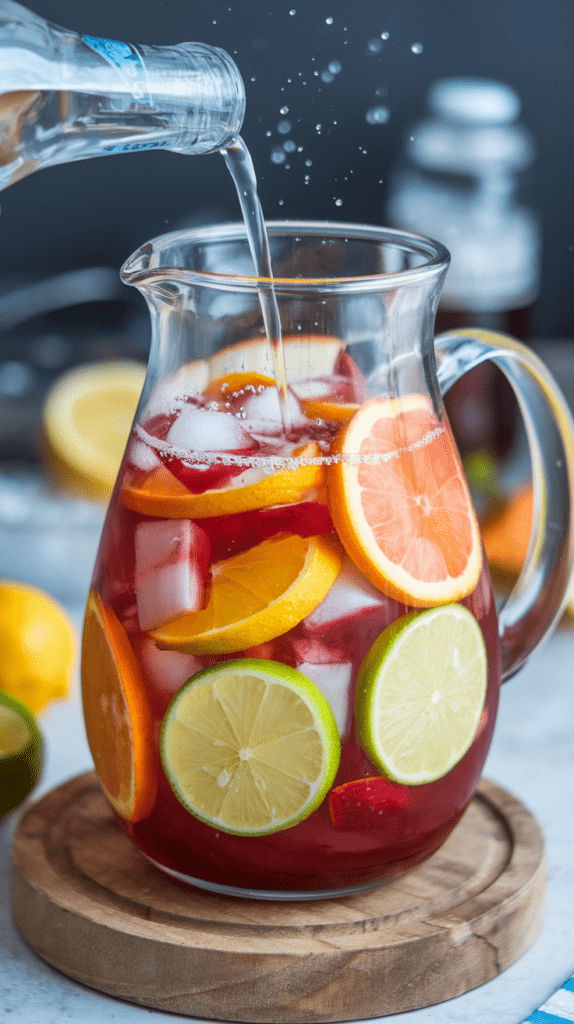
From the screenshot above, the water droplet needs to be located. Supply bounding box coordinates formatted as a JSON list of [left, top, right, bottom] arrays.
[[297, 146, 303, 152], [305, 158, 313, 167], [328, 60, 342, 74], [313, 70, 319, 76], [278, 199, 285, 205], [326, 16, 334, 24], [250, 76, 256, 82], [411, 42, 423, 53], [304, 175, 310, 183], [280, 105, 289, 115], [271, 148, 287, 164], [335, 198, 343, 207], [283, 139, 296, 152], [266, 130, 272, 137], [366, 105, 390, 124], [368, 38, 383, 53], [277, 119, 292, 134], [381, 31, 390, 40]]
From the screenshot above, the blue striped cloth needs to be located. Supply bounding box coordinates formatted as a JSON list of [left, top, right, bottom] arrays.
[[525, 976, 574, 1021]]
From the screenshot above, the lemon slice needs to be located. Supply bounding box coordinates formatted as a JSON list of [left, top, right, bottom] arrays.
[[356, 604, 487, 785], [151, 532, 343, 655], [43, 360, 146, 502], [0, 690, 42, 817], [160, 658, 341, 835]]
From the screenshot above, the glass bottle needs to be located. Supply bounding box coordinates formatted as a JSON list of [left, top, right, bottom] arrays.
[[0, 0, 245, 189], [387, 78, 540, 457]]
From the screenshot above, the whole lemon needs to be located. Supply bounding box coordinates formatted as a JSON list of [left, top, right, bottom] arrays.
[[0, 582, 76, 714]]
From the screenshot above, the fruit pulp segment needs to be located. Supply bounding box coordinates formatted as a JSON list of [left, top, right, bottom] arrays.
[[87, 366, 501, 893]]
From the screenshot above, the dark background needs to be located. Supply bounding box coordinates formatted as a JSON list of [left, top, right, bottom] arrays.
[[1, 0, 574, 339]]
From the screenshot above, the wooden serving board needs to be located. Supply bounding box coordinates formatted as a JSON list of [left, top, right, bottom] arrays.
[[11, 771, 545, 1023]]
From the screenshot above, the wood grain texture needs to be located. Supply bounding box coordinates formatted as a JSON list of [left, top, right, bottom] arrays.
[[10, 771, 545, 1022]]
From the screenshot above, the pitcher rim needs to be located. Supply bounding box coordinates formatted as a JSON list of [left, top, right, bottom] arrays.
[[121, 220, 451, 294]]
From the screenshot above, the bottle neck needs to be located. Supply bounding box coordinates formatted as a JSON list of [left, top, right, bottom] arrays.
[[0, 5, 245, 187]]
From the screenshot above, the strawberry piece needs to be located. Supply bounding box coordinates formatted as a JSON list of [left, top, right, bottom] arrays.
[[197, 500, 333, 562], [333, 349, 369, 402], [329, 777, 409, 831], [134, 518, 211, 631]]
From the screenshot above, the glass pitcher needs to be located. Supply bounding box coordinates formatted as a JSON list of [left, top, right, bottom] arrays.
[[81, 222, 574, 899]]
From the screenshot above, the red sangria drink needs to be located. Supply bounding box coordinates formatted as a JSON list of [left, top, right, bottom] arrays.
[[82, 310, 501, 897]]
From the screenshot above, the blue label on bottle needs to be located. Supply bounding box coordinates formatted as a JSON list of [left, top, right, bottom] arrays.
[[103, 140, 169, 154], [82, 36, 151, 105]]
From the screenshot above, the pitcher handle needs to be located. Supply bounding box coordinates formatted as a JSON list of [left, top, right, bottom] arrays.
[[434, 328, 574, 682]]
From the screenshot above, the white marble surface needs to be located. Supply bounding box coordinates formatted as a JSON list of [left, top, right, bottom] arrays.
[[1, 598, 574, 1024]]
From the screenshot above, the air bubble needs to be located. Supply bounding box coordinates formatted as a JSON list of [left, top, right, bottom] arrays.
[[368, 38, 383, 53], [271, 148, 287, 164], [315, 124, 322, 132], [411, 42, 423, 53], [334, 198, 343, 206], [381, 31, 389, 40], [366, 105, 390, 124], [326, 16, 334, 24], [289, 8, 296, 13], [328, 60, 342, 74], [280, 105, 289, 115], [283, 139, 296, 152], [305, 158, 313, 167], [278, 199, 285, 205], [277, 119, 292, 134]]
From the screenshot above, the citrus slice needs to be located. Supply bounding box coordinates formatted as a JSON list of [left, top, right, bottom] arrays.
[[328, 394, 483, 606], [0, 581, 76, 714], [152, 532, 343, 655], [0, 689, 42, 817], [42, 360, 146, 501], [355, 604, 488, 785], [301, 398, 359, 423], [208, 335, 343, 383], [203, 372, 277, 405], [81, 590, 156, 822], [160, 658, 341, 835], [122, 441, 325, 518]]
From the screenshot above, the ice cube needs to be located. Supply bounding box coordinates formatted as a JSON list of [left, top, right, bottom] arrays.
[[241, 386, 304, 435], [127, 437, 161, 473], [303, 556, 386, 634], [140, 638, 203, 698], [166, 406, 256, 454], [134, 518, 210, 631], [297, 661, 353, 738], [143, 361, 209, 419]]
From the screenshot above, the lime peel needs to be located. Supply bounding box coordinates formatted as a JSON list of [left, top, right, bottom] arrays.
[[160, 658, 341, 836], [356, 604, 487, 786]]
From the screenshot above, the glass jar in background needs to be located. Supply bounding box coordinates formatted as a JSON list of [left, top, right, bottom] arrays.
[[386, 78, 541, 459]]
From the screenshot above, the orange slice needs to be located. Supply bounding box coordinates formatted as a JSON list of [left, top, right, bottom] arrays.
[[328, 394, 483, 607], [81, 590, 156, 822], [122, 441, 325, 518], [301, 398, 359, 423], [152, 532, 344, 655], [203, 372, 276, 405]]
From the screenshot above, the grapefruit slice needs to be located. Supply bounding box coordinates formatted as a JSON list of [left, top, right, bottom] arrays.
[[328, 394, 483, 606]]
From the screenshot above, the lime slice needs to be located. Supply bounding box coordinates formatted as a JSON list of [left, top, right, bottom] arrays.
[[0, 690, 42, 816], [160, 658, 341, 836], [356, 604, 487, 785]]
